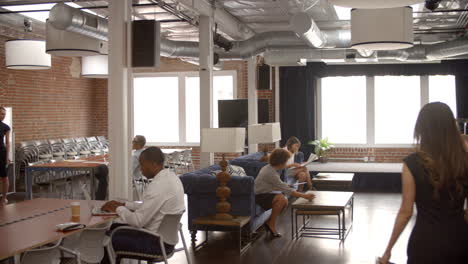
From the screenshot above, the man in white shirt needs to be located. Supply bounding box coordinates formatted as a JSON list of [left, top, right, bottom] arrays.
[[101, 146, 185, 262], [132, 135, 146, 180]]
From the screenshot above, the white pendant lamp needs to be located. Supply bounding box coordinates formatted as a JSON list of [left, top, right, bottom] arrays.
[[330, 0, 423, 9], [81, 55, 108, 78], [351, 7, 414, 50], [5, 40, 51, 70]]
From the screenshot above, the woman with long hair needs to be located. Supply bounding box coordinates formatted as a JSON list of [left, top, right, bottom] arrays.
[[378, 102, 468, 264]]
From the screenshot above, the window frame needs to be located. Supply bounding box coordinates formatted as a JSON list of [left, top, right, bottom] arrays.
[[133, 70, 237, 146], [317, 75, 454, 148]]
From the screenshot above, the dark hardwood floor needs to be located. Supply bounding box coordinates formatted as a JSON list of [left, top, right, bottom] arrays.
[[173, 192, 414, 264]]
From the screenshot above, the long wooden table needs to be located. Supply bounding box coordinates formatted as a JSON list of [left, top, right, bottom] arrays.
[[0, 198, 116, 260], [25, 155, 109, 200]]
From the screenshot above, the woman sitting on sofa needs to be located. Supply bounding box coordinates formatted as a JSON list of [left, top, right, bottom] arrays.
[[284, 136, 313, 191], [255, 148, 315, 238]]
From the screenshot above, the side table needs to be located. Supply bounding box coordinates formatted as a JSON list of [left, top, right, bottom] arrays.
[[193, 216, 251, 254]]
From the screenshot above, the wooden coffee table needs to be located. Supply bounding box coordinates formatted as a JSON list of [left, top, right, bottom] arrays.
[[313, 173, 354, 191], [291, 191, 354, 241]]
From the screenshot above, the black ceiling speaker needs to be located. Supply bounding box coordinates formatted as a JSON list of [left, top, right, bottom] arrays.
[[132, 20, 161, 67]]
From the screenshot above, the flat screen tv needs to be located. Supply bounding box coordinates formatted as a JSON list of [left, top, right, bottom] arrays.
[[218, 99, 269, 128]]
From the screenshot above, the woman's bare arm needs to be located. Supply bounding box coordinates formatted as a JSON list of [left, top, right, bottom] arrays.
[[379, 164, 416, 263]]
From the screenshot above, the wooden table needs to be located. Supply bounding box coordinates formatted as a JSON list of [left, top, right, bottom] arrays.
[[313, 173, 355, 191], [25, 155, 109, 200], [0, 198, 116, 261], [291, 191, 354, 242], [193, 216, 251, 254]]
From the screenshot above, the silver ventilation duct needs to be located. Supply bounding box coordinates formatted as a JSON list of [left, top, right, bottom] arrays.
[[46, 3, 468, 63], [49, 2, 108, 41], [426, 39, 468, 60], [290, 12, 327, 48]]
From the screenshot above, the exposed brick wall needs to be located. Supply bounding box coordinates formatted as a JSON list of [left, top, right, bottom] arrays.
[[326, 147, 414, 163], [0, 24, 107, 144]]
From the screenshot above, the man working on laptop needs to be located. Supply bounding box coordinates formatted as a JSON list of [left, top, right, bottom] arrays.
[[100, 146, 185, 263]]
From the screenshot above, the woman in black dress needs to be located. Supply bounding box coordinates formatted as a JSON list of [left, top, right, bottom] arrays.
[[0, 107, 11, 205], [379, 102, 468, 264]]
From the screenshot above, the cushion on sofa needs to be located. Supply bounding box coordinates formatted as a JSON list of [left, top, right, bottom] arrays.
[[210, 165, 247, 177]]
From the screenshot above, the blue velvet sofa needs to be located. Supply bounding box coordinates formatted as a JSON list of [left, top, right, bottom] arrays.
[[179, 151, 304, 243]]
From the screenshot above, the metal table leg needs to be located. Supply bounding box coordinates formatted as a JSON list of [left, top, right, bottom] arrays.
[[26, 167, 32, 200]]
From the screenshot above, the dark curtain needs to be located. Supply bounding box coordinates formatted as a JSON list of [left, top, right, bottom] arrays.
[[279, 67, 316, 159], [455, 75, 468, 119]]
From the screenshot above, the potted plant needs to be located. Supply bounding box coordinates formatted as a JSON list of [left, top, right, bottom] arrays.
[[310, 138, 334, 163]]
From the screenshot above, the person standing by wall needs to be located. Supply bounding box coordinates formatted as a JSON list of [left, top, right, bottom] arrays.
[[0, 107, 11, 205]]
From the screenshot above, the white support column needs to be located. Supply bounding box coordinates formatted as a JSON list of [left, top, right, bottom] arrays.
[[420, 75, 429, 108], [366, 76, 375, 146], [274, 66, 280, 148], [108, 0, 133, 200], [199, 15, 214, 167], [248, 57, 258, 153]]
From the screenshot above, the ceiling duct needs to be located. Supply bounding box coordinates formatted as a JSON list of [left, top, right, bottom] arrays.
[[330, 0, 424, 9], [46, 21, 107, 56], [426, 39, 468, 60], [290, 12, 326, 48], [48, 2, 108, 41]]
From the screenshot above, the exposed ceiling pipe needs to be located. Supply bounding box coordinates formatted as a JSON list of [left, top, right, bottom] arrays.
[[46, 3, 468, 63], [426, 38, 468, 59], [290, 12, 326, 48], [48, 2, 108, 41], [171, 0, 255, 40]]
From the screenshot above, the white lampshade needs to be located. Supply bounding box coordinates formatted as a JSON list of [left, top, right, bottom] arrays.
[[82, 55, 108, 78], [330, 0, 423, 9], [248, 123, 281, 144], [5, 40, 51, 70], [351, 7, 413, 50], [201, 128, 246, 153]]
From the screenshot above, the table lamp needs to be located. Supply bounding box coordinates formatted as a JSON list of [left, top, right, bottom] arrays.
[[201, 127, 246, 220], [248, 123, 281, 162]]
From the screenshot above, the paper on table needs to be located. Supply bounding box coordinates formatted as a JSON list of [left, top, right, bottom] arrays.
[[64, 160, 85, 162]]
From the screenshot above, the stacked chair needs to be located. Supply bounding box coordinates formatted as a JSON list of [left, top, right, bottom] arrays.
[[15, 136, 109, 199]]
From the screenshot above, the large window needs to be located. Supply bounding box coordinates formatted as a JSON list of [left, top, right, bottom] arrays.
[[429, 75, 457, 115], [374, 76, 420, 144], [321, 76, 367, 144], [318, 75, 456, 146], [134, 71, 236, 145], [134, 77, 179, 143], [185, 75, 234, 143]]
